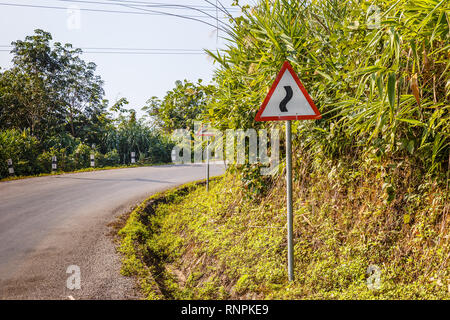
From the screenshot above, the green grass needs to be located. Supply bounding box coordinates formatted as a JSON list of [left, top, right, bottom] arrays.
[[117, 178, 220, 300], [118, 157, 449, 300], [115, 0, 449, 300]]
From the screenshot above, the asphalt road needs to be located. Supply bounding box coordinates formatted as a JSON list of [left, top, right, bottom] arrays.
[[0, 163, 224, 300]]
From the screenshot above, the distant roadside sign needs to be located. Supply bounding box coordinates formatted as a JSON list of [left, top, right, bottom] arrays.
[[196, 123, 214, 191], [195, 123, 215, 137]]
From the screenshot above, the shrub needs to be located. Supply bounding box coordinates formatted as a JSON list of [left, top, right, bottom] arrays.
[[37, 147, 75, 172], [71, 142, 93, 169], [0, 129, 40, 178], [101, 149, 120, 167]]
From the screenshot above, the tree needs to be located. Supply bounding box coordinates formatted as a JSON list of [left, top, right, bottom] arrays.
[[0, 29, 175, 178], [142, 79, 215, 133], [0, 29, 106, 143], [8, 29, 65, 139], [53, 42, 104, 138]]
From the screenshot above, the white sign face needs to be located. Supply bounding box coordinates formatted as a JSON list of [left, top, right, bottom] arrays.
[[52, 156, 57, 162], [261, 70, 314, 117], [196, 123, 215, 137], [90, 154, 95, 160], [7, 159, 12, 166], [131, 158, 136, 164], [255, 61, 321, 121], [131, 152, 135, 157], [8, 167, 14, 174], [52, 163, 57, 169]]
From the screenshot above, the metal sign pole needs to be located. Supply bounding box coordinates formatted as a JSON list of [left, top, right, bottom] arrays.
[[255, 61, 321, 282], [206, 137, 210, 192], [286, 120, 294, 281]]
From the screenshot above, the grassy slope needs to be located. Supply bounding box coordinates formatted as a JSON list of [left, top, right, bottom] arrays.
[[118, 159, 449, 299]]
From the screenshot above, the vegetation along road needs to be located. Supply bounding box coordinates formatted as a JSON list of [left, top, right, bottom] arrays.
[[0, 164, 225, 299]]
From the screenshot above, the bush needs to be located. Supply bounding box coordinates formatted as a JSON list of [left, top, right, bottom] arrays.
[[206, 0, 449, 180], [146, 134, 175, 164], [0, 129, 40, 178], [71, 142, 93, 169], [101, 149, 120, 167], [37, 147, 76, 172], [0, 128, 174, 179], [42, 132, 80, 155]]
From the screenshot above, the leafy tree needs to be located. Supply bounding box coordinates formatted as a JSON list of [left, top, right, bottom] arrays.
[[7, 29, 65, 139], [0, 129, 41, 177], [143, 79, 215, 133], [104, 103, 174, 164], [53, 42, 105, 138], [0, 29, 106, 143], [0, 30, 180, 178]]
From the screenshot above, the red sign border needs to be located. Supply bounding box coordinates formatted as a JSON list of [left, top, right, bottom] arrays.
[[255, 61, 322, 121], [195, 124, 215, 137]]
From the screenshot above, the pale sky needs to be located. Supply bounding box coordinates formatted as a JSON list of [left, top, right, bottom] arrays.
[[0, 0, 249, 117]]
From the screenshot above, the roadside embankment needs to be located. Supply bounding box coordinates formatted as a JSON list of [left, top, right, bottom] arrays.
[[118, 161, 449, 299]]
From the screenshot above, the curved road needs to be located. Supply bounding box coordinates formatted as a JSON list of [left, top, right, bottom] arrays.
[[0, 163, 224, 299]]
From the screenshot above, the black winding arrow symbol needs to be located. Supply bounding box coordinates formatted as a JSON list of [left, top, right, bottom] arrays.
[[279, 85, 293, 112]]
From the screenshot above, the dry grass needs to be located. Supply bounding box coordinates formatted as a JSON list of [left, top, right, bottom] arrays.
[[118, 151, 449, 299]]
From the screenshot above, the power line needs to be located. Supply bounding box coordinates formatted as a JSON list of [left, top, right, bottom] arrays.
[[116, 2, 229, 32], [85, 47, 205, 51], [203, 0, 239, 33], [0, 45, 221, 53], [204, 0, 233, 18], [0, 1, 233, 32], [0, 1, 236, 54], [78, 51, 207, 54], [77, 51, 206, 54], [0, 49, 210, 55], [55, 0, 240, 12], [0, 1, 227, 19], [0, 45, 209, 50], [56, 0, 237, 20], [112, 0, 239, 11]]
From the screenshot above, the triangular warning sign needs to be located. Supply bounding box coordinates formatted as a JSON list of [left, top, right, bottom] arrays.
[[195, 123, 215, 137], [255, 61, 321, 121]]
